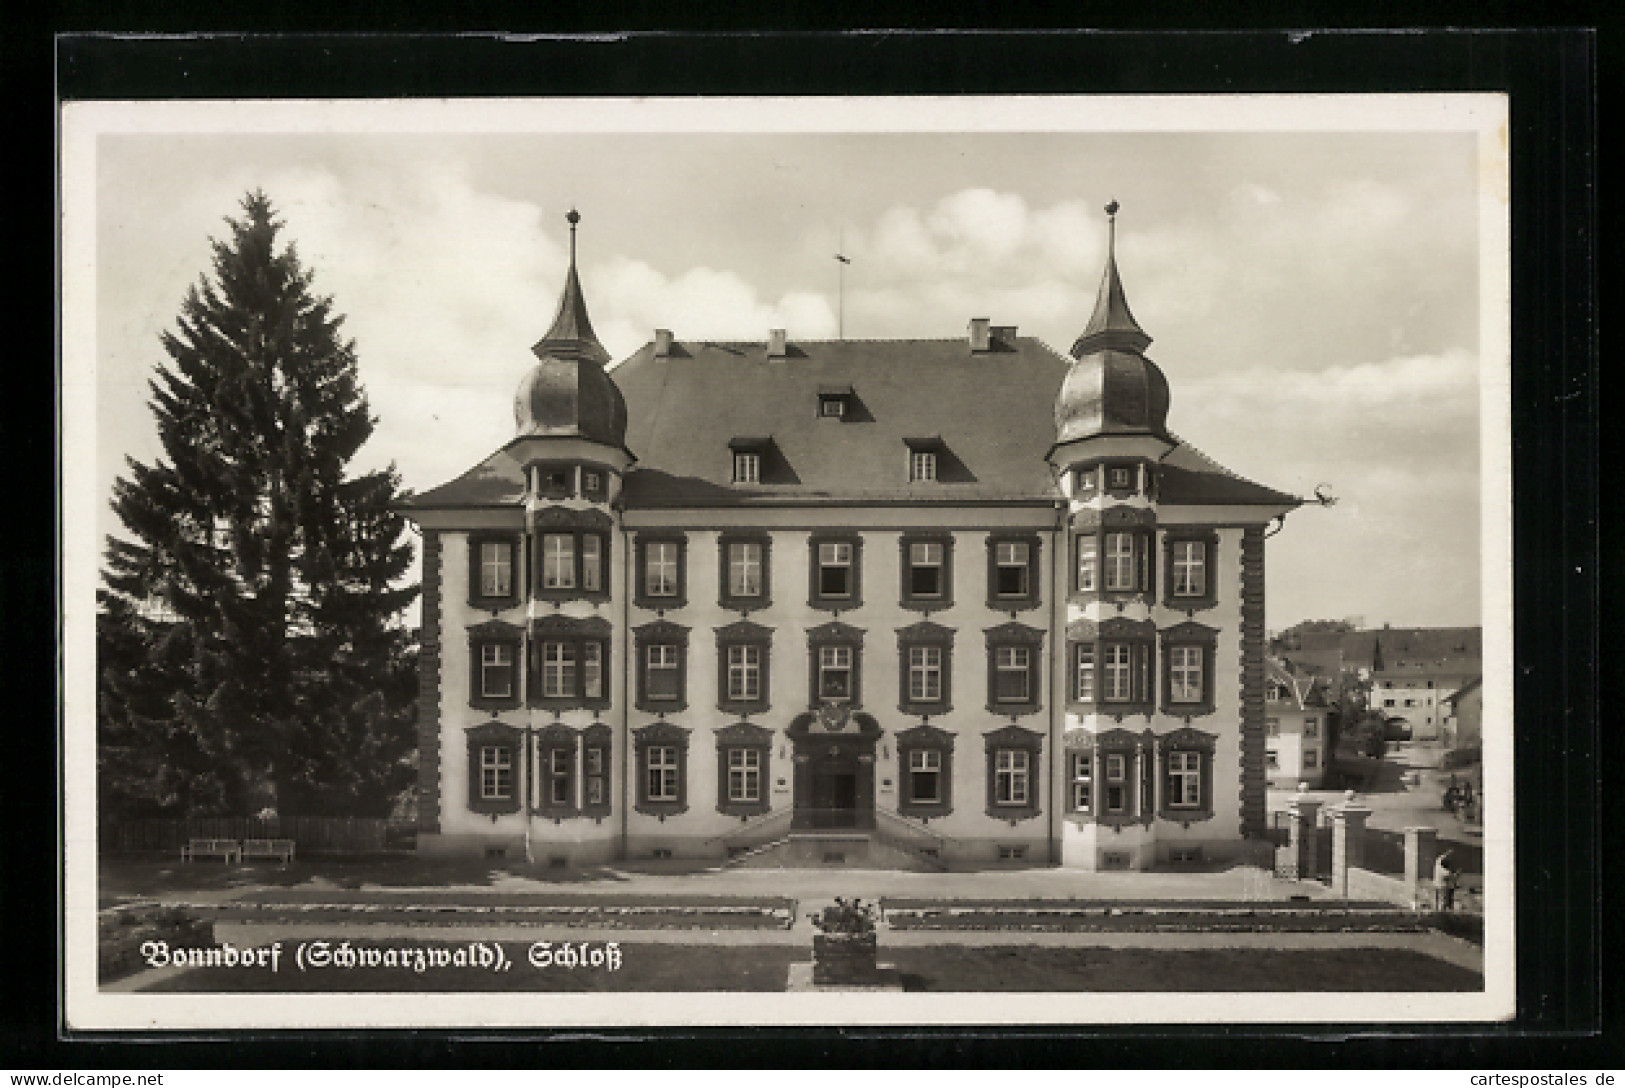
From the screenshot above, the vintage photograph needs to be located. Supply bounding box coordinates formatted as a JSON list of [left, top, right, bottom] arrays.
[[61, 94, 1512, 1029]]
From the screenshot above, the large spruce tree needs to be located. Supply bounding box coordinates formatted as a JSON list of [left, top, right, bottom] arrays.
[[100, 191, 419, 820]]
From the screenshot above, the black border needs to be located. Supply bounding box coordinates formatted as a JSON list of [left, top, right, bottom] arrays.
[[31, 25, 1603, 1071]]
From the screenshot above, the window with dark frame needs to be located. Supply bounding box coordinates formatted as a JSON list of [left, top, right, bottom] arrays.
[[993, 749, 1029, 805], [541, 641, 576, 698], [1171, 539, 1207, 598], [727, 644, 761, 702], [726, 748, 762, 802], [646, 746, 679, 801], [898, 725, 953, 816], [727, 539, 764, 598], [1103, 643, 1135, 701], [908, 645, 942, 702], [1070, 751, 1092, 812], [1104, 752, 1128, 813], [994, 646, 1031, 703], [581, 535, 603, 592], [909, 749, 942, 803], [581, 470, 603, 497], [581, 641, 603, 700], [817, 541, 854, 598], [819, 644, 853, 700], [1168, 750, 1201, 808], [644, 540, 680, 599], [646, 643, 681, 700], [1104, 532, 1137, 591], [583, 744, 608, 808], [1077, 534, 1098, 592], [1075, 644, 1096, 701], [480, 745, 513, 801], [1169, 645, 1204, 704], [908, 540, 945, 598], [478, 539, 513, 599], [479, 643, 514, 699], [531, 516, 610, 601], [542, 533, 576, 589], [994, 540, 1030, 598], [548, 746, 573, 807]]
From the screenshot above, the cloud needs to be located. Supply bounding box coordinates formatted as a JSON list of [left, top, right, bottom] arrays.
[[854, 189, 1105, 288], [593, 259, 838, 352]]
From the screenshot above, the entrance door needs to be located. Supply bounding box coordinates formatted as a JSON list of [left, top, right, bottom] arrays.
[[809, 769, 859, 828], [793, 737, 875, 830]]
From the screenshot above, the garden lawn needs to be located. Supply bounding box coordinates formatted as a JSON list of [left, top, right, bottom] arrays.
[[887, 946, 1482, 991]]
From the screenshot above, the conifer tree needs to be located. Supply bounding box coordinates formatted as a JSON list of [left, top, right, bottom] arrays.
[[100, 191, 418, 820]]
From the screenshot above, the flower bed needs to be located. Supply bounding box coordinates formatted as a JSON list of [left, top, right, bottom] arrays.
[[138, 898, 797, 930], [98, 904, 214, 982], [883, 903, 1426, 933]]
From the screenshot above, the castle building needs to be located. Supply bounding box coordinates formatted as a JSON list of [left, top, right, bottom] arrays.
[[402, 205, 1301, 870]]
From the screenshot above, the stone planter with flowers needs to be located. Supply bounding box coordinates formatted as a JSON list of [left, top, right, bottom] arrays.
[[810, 897, 879, 985]]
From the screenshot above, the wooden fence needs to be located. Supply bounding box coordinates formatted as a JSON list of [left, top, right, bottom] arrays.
[[101, 816, 417, 856]]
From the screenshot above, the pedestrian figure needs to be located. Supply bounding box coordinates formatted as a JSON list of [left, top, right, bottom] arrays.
[[1434, 847, 1459, 911]]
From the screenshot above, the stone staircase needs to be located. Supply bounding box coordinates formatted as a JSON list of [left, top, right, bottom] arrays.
[[726, 831, 946, 871]]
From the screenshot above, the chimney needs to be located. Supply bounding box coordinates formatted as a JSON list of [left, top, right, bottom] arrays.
[[654, 329, 673, 357], [968, 317, 991, 353], [768, 328, 788, 358]]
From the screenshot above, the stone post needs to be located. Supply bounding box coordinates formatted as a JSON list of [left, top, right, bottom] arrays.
[[1288, 796, 1322, 881], [1404, 826, 1439, 910], [1330, 803, 1370, 898]]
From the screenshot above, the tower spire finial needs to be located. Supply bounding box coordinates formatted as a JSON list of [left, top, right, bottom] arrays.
[[1068, 198, 1151, 359], [530, 207, 608, 367]]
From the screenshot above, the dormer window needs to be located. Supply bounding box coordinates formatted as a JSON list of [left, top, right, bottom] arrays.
[[728, 437, 774, 485], [904, 436, 945, 483], [817, 384, 854, 419]]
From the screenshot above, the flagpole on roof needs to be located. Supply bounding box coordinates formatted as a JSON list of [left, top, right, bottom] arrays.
[[835, 231, 851, 340]]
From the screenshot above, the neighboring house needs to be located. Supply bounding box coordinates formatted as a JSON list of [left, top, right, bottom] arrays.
[[1441, 676, 1483, 750], [1360, 627, 1481, 742], [1264, 660, 1330, 789], [400, 206, 1301, 870]]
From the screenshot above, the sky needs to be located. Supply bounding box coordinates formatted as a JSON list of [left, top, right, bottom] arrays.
[[74, 98, 1501, 632]]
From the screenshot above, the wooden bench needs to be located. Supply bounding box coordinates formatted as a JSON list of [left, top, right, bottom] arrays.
[[241, 838, 296, 864], [180, 838, 241, 863]]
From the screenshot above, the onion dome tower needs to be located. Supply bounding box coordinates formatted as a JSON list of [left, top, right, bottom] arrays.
[[1053, 201, 1173, 448], [514, 209, 630, 451]]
